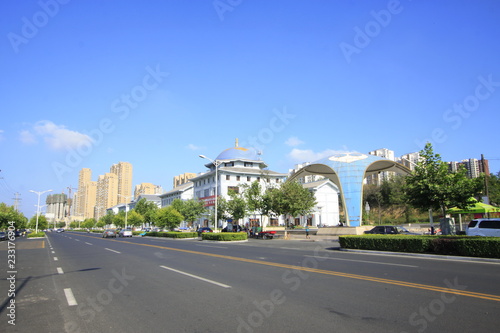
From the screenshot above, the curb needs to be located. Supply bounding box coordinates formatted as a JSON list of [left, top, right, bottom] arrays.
[[339, 248, 500, 263]]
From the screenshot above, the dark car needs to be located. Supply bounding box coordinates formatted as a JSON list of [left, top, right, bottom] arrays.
[[197, 227, 213, 236], [364, 226, 420, 235], [102, 229, 117, 238], [56, 228, 65, 233], [0, 232, 6, 241]]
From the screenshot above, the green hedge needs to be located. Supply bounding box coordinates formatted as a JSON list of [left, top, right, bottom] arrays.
[[339, 235, 500, 258], [28, 231, 46, 238], [202, 232, 248, 241], [145, 231, 197, 238]]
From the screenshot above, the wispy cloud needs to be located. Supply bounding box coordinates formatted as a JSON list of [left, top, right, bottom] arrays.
[[285, 136, 304, 147], [186, 143, 203, 151], [287, 148, 358, 163], [20, 121, 93, 151]]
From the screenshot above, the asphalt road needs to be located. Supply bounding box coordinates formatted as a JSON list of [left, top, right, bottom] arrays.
[[1, 232, 499, 333]]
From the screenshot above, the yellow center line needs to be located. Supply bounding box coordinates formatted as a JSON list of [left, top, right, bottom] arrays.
[[70, 233, 500, 302]]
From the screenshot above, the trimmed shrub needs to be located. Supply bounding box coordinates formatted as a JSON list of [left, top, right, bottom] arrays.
[[28, 231, 45, 238], [145, 231, 197, 238], [202, 232, 248, 241], [339, 235, 500, 258]]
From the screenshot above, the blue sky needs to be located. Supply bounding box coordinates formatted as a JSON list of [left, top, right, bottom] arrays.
[[1, 0, 500, 218]]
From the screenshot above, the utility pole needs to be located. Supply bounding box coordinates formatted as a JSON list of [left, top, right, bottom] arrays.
[[481, 154, 489, 203], [12, 192, 21, 211]]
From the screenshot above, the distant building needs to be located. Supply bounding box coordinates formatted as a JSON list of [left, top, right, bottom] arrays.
[[46, 193, 67, 222], [134, 183, 163, 199], [367, 148, 396, 185], [448, 158, 489, 178], [173, 173, 196, 188], [191, 141, 287, 229], [160, 182, 194, 207]]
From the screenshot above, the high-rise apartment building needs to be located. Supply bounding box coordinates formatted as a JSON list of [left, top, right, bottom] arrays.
[[448, 158, 489, 178], [173, 173, 196, 188], [367, 148, 396, 185], [111, 162, 133, 204], [134, 183, 163, 199], [96, 173, 119, 219]]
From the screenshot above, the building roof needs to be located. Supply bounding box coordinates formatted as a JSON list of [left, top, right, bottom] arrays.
[[159, 181, 193, 197]]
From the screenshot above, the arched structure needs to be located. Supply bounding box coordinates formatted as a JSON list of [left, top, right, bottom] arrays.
[[288, 153, 411, 227]]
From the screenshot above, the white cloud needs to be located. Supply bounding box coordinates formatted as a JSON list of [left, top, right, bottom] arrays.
[[19, 130, 37, 144], [285, 136, 304, 147], [287, 148, 359, 163], [21, 121, 93, 151], [186, 143, 202, 150]]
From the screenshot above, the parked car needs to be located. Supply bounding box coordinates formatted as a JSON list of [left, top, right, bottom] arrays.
[[56, 228, 65, 233], [0, 232, 6, 241], [118, 229, 133, 237], [102, 229, 117, 238], [364, 226, 420, 235], [197, 227, 213, 236], [466, 218, 500, 237]]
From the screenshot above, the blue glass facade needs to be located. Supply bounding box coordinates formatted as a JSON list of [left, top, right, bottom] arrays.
[[291, 153, 410, 227]]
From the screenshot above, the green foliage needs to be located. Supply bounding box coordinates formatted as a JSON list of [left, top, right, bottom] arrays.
[[145, 231, 197, 238], [27, 231, 45, 238], [277, 180, 317, 222], [202, 232, 248, 241], [127, 210, 144, 227], [403, 143, 483, 216], [81, 218, 96, 229], [99, 212, 115, 228], [487, 171, 500, 206], [134, 198, 159, 225], [225, 191, 247, 222], [28, 214, 48, 231], [171, 198, 206, 225], [154, 206, 184, 230], [113, 211, 126, 228], [339, 235, 431, 253], [0, 203, 28, 230], [339, 235, 500, 258]]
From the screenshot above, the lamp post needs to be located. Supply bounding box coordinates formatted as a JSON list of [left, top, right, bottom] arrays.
[[199, 155, 220, 232], [118, 194, 131, 229], [30, 189, 53, 233]]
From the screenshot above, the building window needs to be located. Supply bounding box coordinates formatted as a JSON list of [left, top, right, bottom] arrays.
[[276, 178, 280, 183], [257, 177, 260, 182], [224, 162, 234, 167], [227, 186, 239, 194], [244, 162, 253, 167], [226, 175, 230, 181], [236, 176, 240, 181], [204, 189, 209, 197], [247, 176, 251, 181], [267, 178, 270, 183]]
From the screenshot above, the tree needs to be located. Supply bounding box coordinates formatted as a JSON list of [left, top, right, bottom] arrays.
[[155, 206, 184, 230], [134, 198, 159, 226], [0, 203, 28, 230], [242, 181, 267, 225], [225, 190, 247, 224], [99, 212, 115, 228], [127, 210, 144, 228], [113, 211, 126, 228], [487, 171, 500, 206], [81, 218, 96, 229], [403, 143, 483, 217], [171, 198, 206, 227], [28, 214, 48, 230]]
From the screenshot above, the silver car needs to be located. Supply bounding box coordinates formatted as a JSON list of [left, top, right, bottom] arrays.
[[118, 229, 133, 237]]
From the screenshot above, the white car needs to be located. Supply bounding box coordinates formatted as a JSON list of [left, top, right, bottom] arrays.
[[466, 219, 500, 237], [118, 229, 133, 237]]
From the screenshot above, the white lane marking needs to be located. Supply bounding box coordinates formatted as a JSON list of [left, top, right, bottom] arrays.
[[160, 265, 231, 289], [64, 288, 78, 306], [304, 255, 418, 268], [57, 267, 64, 274], [75, 239, 80, 242], [51, 251, 55, 254], [85, 242, 93, 245], [54, 257, 58, 261], [105, 248, 121, 254]]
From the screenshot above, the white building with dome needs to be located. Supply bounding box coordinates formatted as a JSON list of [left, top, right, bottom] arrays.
[[192, 141, 288, 229]]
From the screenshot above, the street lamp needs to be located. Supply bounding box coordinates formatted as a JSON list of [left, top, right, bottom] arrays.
[[118, 194, 132, 229], [30, 189, 53, 233], [199, 155, 221, 232]]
